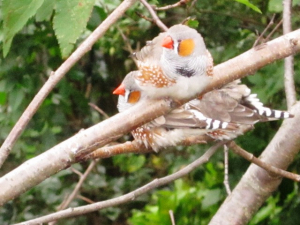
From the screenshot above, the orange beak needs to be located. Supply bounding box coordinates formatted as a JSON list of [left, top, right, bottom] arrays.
[[162, 36, 173, 49], [113, 83, 126, 96]]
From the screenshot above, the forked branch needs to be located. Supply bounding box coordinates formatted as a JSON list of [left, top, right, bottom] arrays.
[[16, 143, 223, 225]]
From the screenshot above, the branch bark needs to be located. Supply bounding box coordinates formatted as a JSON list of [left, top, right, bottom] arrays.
[[228, 141, 300, 182], [78, 136, 209, 161], [209, 101, 300, 225], [140, 0, 168, 31], [0, 0, 139, 168], [15, 143, 223, 225], [0, 29, 300, 206], [283, 0, 297, 109]]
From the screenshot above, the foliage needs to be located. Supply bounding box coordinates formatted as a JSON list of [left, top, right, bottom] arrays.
[[129, 162, 225, 225], [235, 0, 262, 13], [0, 0, 300, 224]]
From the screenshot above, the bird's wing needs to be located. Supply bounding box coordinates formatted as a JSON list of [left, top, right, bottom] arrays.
[[190, 81, 261, 124], [133, 32, 167, 66]]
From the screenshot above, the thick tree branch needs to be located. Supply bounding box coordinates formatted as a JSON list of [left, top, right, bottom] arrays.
[[209, 101, 300, 225], [283, 0, 297, 109], [0, 30, 300, 206], [15, 143, 223, 225], [206, 29, 300, 92], [78, 136, 210, 161], [0, 0, 139, 168]]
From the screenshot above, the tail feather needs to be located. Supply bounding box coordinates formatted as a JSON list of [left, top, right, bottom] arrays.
[[254, 107, 293, 120], [190, 109, 239, 130], [244, 94, 294, 120]]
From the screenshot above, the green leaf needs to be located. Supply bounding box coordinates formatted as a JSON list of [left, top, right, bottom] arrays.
[[53, 0, 95, 58], [235, 0, 262, 13], [0, 92, 7, 105], [185, 19, 199, 29], [2, 0, 44, 57], [35, 0, 55, 22]]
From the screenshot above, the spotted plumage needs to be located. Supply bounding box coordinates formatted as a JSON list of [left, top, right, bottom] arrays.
[[206, 50, 214, 77], [133, 24, 213, 99], [136, 64, 176, 88], [114, 72, 293, 152]]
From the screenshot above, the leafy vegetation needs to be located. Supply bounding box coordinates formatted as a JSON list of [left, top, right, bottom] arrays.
[[0, 0, 300, 224]]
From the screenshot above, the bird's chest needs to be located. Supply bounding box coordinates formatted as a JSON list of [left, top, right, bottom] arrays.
[[136, 63, 176, 88]]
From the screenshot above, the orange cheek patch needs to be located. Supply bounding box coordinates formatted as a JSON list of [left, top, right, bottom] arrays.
[[178, 39, 195, 56], [128, 91, 141, 104]]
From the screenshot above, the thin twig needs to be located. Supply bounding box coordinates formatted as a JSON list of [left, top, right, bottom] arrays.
[[135, 11, 154, 23], [265, 19, 283, 41], [84, 78, 92, 98], [253, 14, 276, 47], [223, 145, 231, 195], [169, 210, 176, 225], [139, 0, 168, 31], [70, 167, 83, 177], [77, 195, 95, 204], [155, 0, 188, 11], [59, 160, 98, 210], [49, 160, 99, 225], [283, 0, 297, 109], [117, 25, 135, 55], [88, 103, 110, 119], [181, 16, 196, 25], [16, 142, 224, 225], [116, 24, 139, 67], [0, 0, 139, 169], [227, 141, 300, 182]]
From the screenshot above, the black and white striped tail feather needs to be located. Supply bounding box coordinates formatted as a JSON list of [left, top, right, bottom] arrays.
[[189, 109, 238, 131], [255, 107, 292, 120], [245, 94, 294, 120]]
